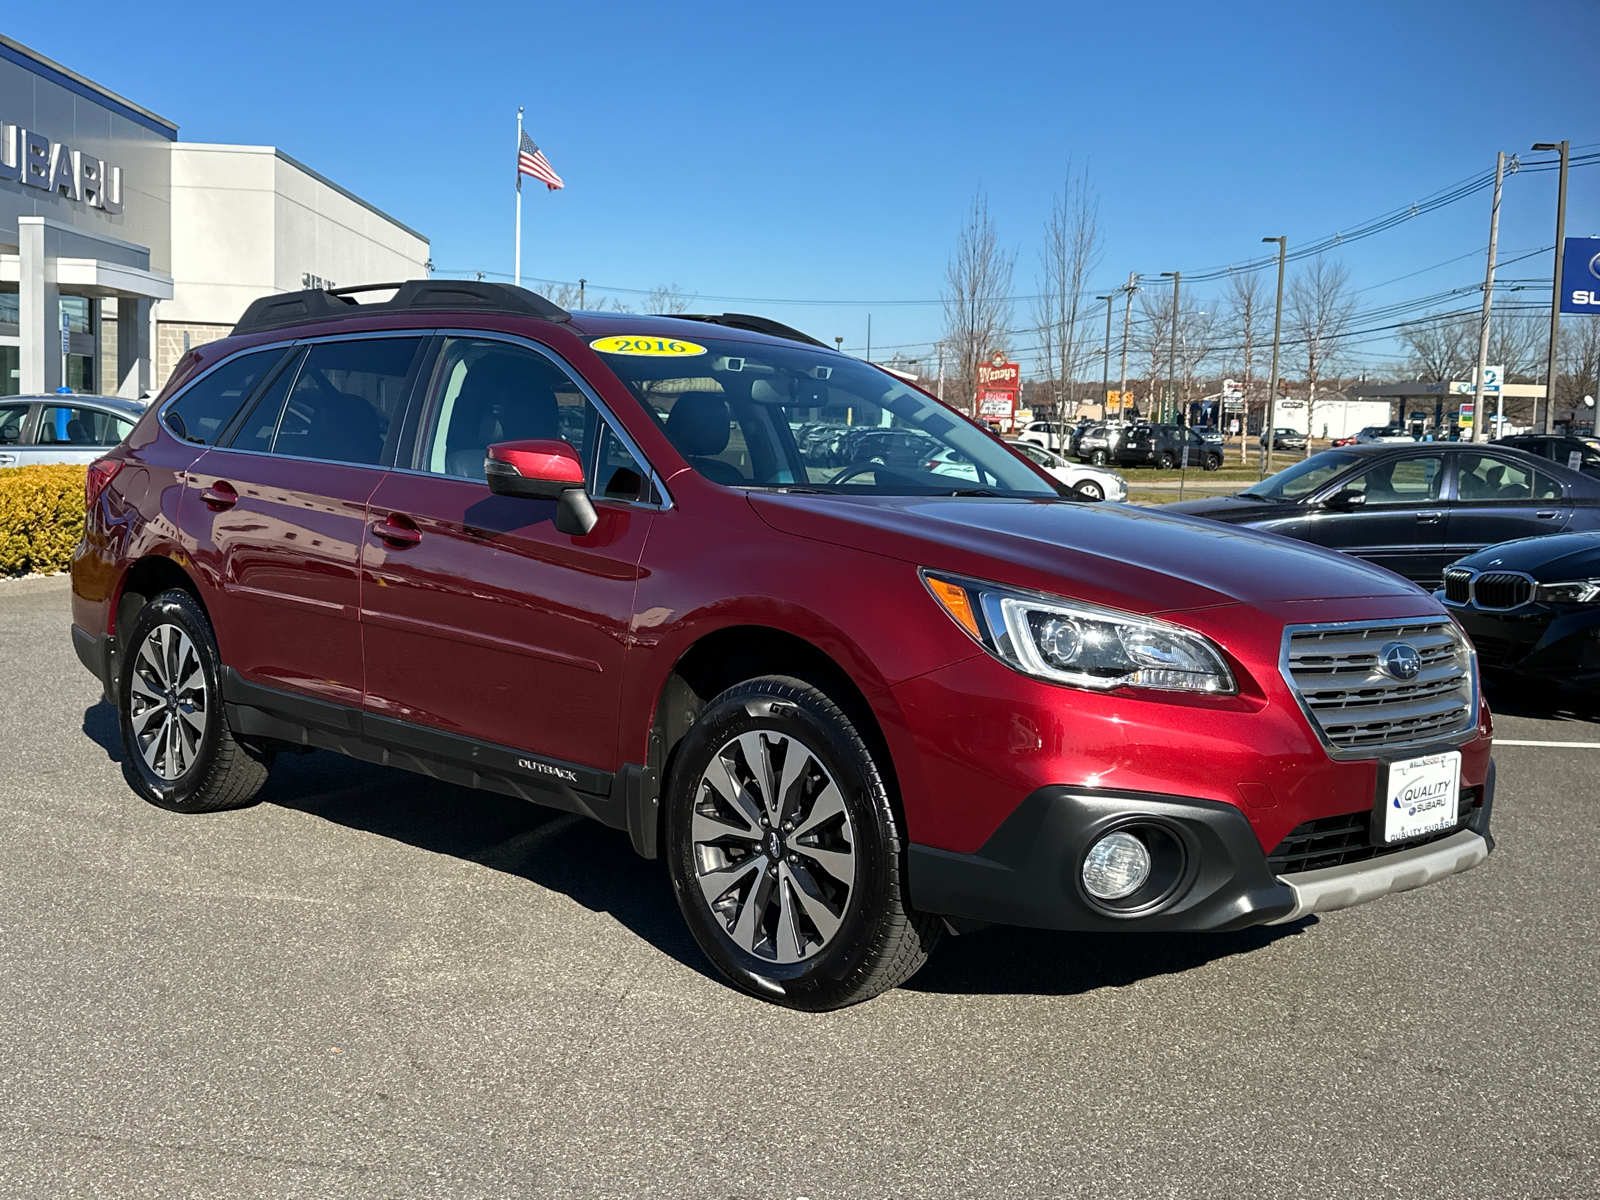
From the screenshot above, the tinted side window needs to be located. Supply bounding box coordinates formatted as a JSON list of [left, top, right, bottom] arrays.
[[37, 405, 135, 446], [1457, 453, 1559, 502], [419, 338, 592, 480], [1345, 455, 1443, 505], [274, 339, 422, 466], [228, 347, 308, 454], [163, 349, 284, 445]]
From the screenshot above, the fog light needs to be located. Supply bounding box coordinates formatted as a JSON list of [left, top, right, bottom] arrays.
[[1082, 831, 1151, 900]]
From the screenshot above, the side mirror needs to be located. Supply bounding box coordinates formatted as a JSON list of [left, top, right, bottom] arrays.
[[1323, 487, 1367, 511], [484, 439, 598, 535]]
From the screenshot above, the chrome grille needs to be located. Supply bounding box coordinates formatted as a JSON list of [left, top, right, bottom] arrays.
[[1442, 568, 1471, 605], [1473, 572, 1533, 610], [1282, 619, 1475, 756]]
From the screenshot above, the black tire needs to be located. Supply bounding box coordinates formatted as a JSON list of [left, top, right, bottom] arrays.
[[118, 589, 273, 813], [1073, 480, 1106, 501], [1203, 453, 1222, 472], [1090, 448, 1109, 466], [1157, 450, 1177, 470], [664, 676, 941, 1010]]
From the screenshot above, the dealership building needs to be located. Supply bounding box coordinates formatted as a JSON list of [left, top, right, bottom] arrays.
[[1, 34, 429, 399]]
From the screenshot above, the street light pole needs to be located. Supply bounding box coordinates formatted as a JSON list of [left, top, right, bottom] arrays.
[[1118, 271, 1137, 422], [1096, 293, 1114, 416], [1161, 271, 1180, 427], [1533, 140, 1570, 434], [1471, 152, 1507, 444], [1261, 236, 1287, 478]]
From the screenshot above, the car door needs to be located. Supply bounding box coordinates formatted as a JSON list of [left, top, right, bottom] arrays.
[[1296, 451, 1449, 584], [0, 401, 33, 468], [360, 334, 659, 775], [1443, 450, 1568, 559], [29, 401, 139, 465], [186, 335, 429, 708]]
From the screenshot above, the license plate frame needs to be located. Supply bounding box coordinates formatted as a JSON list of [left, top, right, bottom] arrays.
[[1372, 750, 1462, 847]]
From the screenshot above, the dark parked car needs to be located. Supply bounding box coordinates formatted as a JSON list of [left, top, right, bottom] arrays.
[[1440, 532, 1600, 689], [1077, 421, 1221, 470], [1495, 434, 1600, 480], [1168, 443, 1600, 588], [70, 281, 1496, 1010]]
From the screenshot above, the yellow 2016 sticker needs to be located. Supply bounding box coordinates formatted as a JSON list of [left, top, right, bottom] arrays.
[[591, 335, 707, 356]]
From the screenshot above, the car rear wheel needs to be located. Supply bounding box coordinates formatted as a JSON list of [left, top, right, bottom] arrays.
[[665, 676, 941, 1010], [118, 590, 273, 813], [1157, 450, 1177, 469], [1090, 449, 1109, 466], [1073, 480, 1106, 501], [1203, 453, 1221, 471]]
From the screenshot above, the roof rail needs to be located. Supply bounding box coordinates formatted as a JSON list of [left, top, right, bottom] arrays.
[[675, 313, 831, 349], [231, 280, 570, 337]]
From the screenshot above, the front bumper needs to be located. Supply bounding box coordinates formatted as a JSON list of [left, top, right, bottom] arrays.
[[909, 768, 1495, 933], [1451, 602, 1600, 687]]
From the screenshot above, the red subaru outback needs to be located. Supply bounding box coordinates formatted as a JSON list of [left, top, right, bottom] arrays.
[[70, 281, 1496, 1009]]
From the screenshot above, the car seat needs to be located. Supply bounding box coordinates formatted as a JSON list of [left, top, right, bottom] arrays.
[[664, 392, 745, 484], [443, 356, 560, 478]]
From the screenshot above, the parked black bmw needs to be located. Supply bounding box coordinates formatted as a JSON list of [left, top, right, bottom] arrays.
[[1439, 532, 1600, 688], [1168, 443, 1600, 588]]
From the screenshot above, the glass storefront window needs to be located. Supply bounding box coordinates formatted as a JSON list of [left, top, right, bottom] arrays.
[[0, 290, 18, 328], [0, 347, 17, 398], [60, 296, 91, 334]]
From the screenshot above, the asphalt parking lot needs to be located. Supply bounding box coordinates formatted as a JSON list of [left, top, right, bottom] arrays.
[[2, 576, 1597, 1200]]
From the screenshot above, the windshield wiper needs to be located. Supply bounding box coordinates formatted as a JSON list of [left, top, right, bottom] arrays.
[[944, 487, 1005, 497], [1234, 490, 1276, 501]]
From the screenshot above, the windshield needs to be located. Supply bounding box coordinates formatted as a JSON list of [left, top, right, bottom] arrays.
[[1241, 450, 1362, 500], [592, 333, 1058, 496]]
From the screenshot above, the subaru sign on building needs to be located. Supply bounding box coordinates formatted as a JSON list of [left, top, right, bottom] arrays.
[[1, 34, 428, 399], [1560, 236, 1600, 315]]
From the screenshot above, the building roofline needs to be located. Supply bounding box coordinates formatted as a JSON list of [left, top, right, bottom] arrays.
[[173, 143, 430, 246], [0, 34, 178, 140]]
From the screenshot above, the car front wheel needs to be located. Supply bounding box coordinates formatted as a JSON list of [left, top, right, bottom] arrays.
[[665, 676, 941, 1010], [118, 589, 274, 813], [1203, 453, 1221, 471], [1073, 480, 1106, 501]]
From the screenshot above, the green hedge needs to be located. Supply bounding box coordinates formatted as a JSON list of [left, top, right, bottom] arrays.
[[0, 464, 88, 577]]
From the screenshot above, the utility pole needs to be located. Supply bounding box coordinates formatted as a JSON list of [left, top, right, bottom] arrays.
[[866, 314, 872, 363], [1096, 293, 1114, 417], [1161, 271, 1180, 426], [936, 340, 945, 402], [1533, 140, 1570, 434], [1261, 236, 1287, 478], [514, 107, 524, 290], [1471, 152, 1507, 444], [1118, 271, 1137, 422]]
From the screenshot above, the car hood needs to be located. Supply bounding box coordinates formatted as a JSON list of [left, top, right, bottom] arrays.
[[1163, 494, 1291, 522], [1454, 531, 1600, 581], [749, 493, 1421, 615]]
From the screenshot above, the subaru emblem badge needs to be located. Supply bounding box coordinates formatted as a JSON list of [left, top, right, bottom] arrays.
[[1378, 641, 1423, 682]]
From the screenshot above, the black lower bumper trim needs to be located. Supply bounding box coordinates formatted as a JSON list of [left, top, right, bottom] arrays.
[[71, 624, 114, 701], [909, 787, 1295, 933]]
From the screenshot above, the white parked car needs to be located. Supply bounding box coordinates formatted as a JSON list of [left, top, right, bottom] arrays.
[[1352, 424, 1415, 444], [927, 443, 1128, 502], [0, 394, 148, 468], [1015, 419, 1070, 452]]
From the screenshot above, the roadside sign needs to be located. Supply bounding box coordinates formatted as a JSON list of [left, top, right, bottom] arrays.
[[1459, 402, 1474, 421], [1222, 379, 1244, 400], [60, 310, 71, 357], [978, 390, 1015, 420], [1560, 237, 1600, 314], [1482, 365, 1502, 394]]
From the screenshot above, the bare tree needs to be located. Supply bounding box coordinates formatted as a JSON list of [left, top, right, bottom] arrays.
[[645, 283, 693, 314], [1400, 310, 1475, 382], [1135, 290, 1213, 419], [1287, 256, 1355, 452], [1033, 166, 1101, 418], [1226, 271, 1266, 447], [1557, 314, 1600, 412], [1488, 308, 1546, 379], [535, 282, 631, 312], [942, 191, 1015, 415]]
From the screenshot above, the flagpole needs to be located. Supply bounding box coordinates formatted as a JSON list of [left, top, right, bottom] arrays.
[[514, 106, 524, 289]]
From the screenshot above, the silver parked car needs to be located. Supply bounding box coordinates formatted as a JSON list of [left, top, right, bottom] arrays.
[[0, 394, 148, 468]]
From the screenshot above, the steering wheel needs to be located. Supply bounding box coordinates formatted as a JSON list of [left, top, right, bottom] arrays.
[[831, 459, 911, 487]]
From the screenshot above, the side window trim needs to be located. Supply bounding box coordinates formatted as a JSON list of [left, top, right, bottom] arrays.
[[412, 329, 672, 509]]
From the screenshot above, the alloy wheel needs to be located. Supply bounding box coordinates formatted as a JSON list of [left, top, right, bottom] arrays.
[[690, 730, 857, 964], [128, 623, 209, 780]]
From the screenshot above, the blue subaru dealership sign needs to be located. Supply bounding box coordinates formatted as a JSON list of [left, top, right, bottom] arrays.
[[1562, 237, 1600, 314]]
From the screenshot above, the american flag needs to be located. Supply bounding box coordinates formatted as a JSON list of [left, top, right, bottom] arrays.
[[518, 130, 564, 191]]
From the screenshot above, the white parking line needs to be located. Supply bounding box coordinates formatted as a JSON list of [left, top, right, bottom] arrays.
[[1495, 739, 1600, 748]]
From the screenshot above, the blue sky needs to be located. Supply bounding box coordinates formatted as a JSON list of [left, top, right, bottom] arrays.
[[12, 0, 1599, 374]]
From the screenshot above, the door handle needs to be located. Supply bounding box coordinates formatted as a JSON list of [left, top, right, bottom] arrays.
[[373, 513, 422, 548], [1536, 510, 1559, 519], [1418, 513, 1444, 524], [0, 454, 16, 466], [201, 481, 238, 510]]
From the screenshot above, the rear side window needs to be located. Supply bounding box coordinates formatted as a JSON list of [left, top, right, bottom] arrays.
[[163, 349, 285, 445], [273, 338, 423, 466], [37, 405, 135, 447], [0, 403, 28, 445], [1457, 453, 1561, 502]]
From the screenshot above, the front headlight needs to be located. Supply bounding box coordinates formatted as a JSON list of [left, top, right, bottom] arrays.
[[923, 571, 1237, 694], [1536, 579, 1600, 603]]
